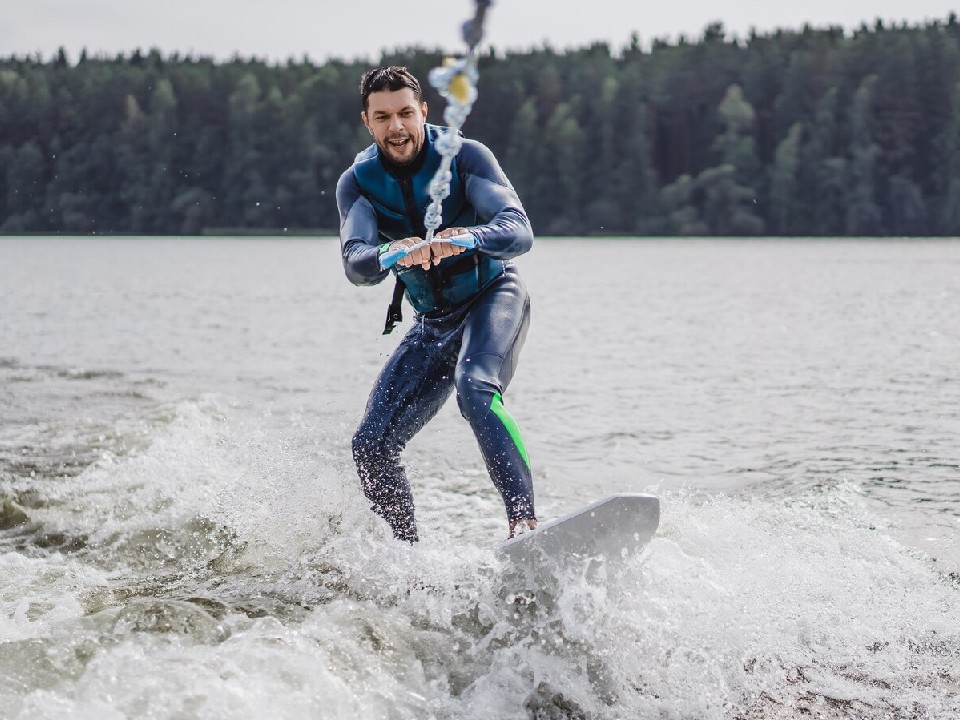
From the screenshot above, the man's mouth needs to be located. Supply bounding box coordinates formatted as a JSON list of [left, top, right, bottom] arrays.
[[388, 136, 410, 150]]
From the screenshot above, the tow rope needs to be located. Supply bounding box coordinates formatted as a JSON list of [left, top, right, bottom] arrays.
[[422, 0, 492, 242], [381, 1, 493, 334]]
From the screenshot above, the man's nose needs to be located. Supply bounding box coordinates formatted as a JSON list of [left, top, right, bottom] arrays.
[[389, 115, 404, 131]]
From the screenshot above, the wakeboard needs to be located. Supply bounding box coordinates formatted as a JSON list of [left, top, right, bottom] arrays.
[[496, 493, 660, 565]]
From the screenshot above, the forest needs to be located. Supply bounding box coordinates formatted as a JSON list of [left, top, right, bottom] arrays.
[[2, 15, 960, 237]]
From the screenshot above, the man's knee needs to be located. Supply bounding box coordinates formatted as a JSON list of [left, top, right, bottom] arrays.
[[455, 356, 500, 421]]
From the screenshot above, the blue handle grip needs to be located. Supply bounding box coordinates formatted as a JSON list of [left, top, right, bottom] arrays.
[[379, 234, 477, 269], [379, 248, 408, 269], [446, 233, 477, 249]]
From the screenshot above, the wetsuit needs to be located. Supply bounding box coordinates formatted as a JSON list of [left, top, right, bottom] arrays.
[[336, 123, 535, 541]]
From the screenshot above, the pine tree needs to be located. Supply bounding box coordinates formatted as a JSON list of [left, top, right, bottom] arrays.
[[503, 97, 542, 226], [542, 102, 586, 234], [769, 123, 803, 234], [222, 72, 263, 227], [845, 76, 883, 235], [145, 78, 179, 231], [2, 141, 46, 231], [934, 82, 960, 234]]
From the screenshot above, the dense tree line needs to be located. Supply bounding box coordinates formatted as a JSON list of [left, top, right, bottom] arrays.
[[2, 16, 960, 236]]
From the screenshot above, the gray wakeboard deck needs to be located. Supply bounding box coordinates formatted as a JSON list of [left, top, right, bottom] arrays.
[[496, 493, 660, 565]]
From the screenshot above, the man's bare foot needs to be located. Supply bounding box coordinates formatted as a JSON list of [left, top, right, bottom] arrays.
[[508, 517, 538, 538]]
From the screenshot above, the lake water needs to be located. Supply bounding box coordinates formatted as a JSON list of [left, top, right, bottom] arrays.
[[1, 236, 958, 719]]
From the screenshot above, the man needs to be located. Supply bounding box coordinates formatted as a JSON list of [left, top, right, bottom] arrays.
[[336, 66, 537, 542]]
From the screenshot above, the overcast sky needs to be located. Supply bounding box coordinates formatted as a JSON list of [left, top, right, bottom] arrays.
[[4, 0, 958, 63]]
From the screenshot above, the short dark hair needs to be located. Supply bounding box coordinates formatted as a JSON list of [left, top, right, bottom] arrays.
[[360, 66, 423, 111]]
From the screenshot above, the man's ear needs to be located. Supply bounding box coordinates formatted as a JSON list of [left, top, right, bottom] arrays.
[[361, 111, 372, 134], [421, 102, 428, 119]]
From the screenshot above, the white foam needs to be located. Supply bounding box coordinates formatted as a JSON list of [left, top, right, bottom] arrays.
[[0, 553, 101, 642], [3, 395, 958, 719]]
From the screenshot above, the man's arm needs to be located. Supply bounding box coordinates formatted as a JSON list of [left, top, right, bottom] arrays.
[[457, 140, 534, 259], [336, 167, 391, 286]]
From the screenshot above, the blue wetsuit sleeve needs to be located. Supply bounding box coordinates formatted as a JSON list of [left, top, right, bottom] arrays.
[[337, 167, 390, 286], [457, 140, 534, 259]]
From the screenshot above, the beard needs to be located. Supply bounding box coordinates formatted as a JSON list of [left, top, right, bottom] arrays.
[[379, 130, 422, 165]]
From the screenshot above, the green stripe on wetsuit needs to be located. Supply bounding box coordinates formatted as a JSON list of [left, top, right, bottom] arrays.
[[490, 392, 530, 468]]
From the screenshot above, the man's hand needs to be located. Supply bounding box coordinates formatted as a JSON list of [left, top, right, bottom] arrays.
[[431, 227, 470, 266], [392, 236, 432, 270], [390, 228, 472, 270]]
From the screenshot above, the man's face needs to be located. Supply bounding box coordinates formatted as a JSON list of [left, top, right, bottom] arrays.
[[362, 88, 428, 166]]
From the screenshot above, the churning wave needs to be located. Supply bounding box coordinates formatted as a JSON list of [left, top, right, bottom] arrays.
[[1, 395, 958, 719]]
